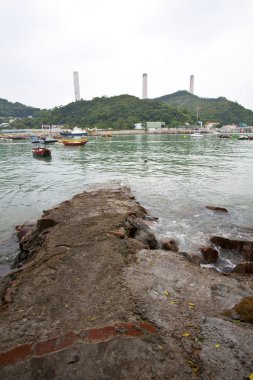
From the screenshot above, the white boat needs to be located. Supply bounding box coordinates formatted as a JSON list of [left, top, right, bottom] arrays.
[[60, 127, 87, 137], [190, 132, 203, 137]]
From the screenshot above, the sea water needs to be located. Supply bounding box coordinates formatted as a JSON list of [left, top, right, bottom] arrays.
[[1, 134, 253, 272]]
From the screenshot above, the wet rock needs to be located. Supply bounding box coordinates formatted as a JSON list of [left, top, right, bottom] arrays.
[[230, 296, 253, 323], [160, 238, 179, 252], [201, 246, 219, 263], [210, 236, 253, 261], [240, 241, 253, 261], [232, 262, 253, 274], [134, 230, 158, 250], [37, 218, 58, 233], [15, 223, 36, 243], [205, 205, 228, 213], [179, 251, 204, 266], [144, 215, 159, 222]]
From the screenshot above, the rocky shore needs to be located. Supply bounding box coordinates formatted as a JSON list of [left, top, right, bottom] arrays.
[[0, 186, 252, 379]]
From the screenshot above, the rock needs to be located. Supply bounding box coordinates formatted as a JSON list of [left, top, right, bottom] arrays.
[[109, 229, 126, 239], [201, 246, 219, 263], [231, 296, 253, 322], [240, 241, 253, 261], [15, 223, 36, 243], [210, 236, 253, 261], [126, 238, 149, 253], [134, 230, 158, 250], [179, 251, 204, 266], [232, 262, 253, 274], [160, 238, 179, 252], [37, 218, 58, 233], [144, 215, 159, 222], [205, 205, 228, 213]]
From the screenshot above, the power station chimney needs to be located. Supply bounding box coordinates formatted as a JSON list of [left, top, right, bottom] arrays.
[[189, 74, 194, 94], [142, 73, 147, 99], [73, 71, 81, 101]]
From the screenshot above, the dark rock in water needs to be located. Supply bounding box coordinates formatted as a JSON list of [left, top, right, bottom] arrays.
[[134, 230, 158, 250], [232, 262, 253, 274], [210, 236, 253, 261], [230, 296, 253, 322], [205, 205, 228, 213], [15, 223, 36, 242], [144, 215, 159, 222], [201, 246, 219, 263], [160, 238, 179, 252]]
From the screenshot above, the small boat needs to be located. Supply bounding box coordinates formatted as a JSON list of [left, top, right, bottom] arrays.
[[31, 135, 58, 144], [32, 147, 51, 157], [190, 132, 203, 137], [31, 136, 44, 143], [218, 134, 231, 138], [43, 136, 58, 144], [61, 138, 88, 146], [238, 135, 252, 140], [60, 127, 88, 137]]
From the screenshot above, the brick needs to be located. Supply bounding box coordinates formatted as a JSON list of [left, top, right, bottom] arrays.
[[0, 344, 33, 366], [35, 332, 76, 356], [139, 322, 157, 334], [84, 326, 116, 343]]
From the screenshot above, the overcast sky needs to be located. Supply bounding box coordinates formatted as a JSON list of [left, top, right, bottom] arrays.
[[0, 0, 253, 110]]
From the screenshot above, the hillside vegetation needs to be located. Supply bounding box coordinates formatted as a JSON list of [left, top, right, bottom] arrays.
[[10, 95, 195, 129], [155, 91, 253, 125], [2, 91, 253, 129], [0, 98, 40, 118]]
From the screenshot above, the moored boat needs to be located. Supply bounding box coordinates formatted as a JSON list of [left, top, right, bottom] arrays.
[[61, 138, 88, 146], [43, 136, 58, 144], [238, 135, 253, 140], [31, 135, 58, 144], [60, 127, 87, 137], [32, 147, 51, 157], [190, 132, 203, 137]]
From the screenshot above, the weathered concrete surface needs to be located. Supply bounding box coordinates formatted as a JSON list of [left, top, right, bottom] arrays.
[[0, 186, 253, 379]]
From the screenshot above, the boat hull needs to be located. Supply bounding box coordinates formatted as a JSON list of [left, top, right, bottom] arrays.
[[61, 139, 88, 146], [32, 147, 51, 157]]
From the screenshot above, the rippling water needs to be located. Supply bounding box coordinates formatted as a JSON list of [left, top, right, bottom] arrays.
[[1, 134, 253, 271]]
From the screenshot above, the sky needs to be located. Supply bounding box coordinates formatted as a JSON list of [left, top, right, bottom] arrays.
[[0, 0, 253, 110]]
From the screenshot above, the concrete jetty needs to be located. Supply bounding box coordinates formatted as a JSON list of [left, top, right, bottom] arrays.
[[0, 186, 252, 379]]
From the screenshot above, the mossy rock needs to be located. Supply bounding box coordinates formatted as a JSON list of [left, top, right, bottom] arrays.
[[231, 296, 253, 323]]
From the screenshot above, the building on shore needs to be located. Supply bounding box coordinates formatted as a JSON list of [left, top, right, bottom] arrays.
[[146, 121, 165, 132]]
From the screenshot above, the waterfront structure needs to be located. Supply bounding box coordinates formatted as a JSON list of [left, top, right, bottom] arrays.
[[189, 75, 194, 94], [142, 73, 148, 99], [146, 121, 165, 132], [73, 71, 81, 101]]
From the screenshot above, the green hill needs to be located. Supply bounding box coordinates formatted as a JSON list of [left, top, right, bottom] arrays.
[[0, 98, 40, 118], [154, 91, 253, 125], [43, 94, 195, 129]]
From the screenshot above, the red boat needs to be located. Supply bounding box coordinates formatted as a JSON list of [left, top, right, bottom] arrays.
[[32, 147, 51, 157]]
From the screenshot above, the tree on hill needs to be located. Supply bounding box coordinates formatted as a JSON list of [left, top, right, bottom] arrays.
[[44, 94, 195, 129], [0, 98, 40, 118], [154, 91, 253, 125]]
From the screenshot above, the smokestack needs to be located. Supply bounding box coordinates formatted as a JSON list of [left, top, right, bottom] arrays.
[[142, 73, 147, 99], [73, 71, 81, 101], [189, 75, 194, 94]]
